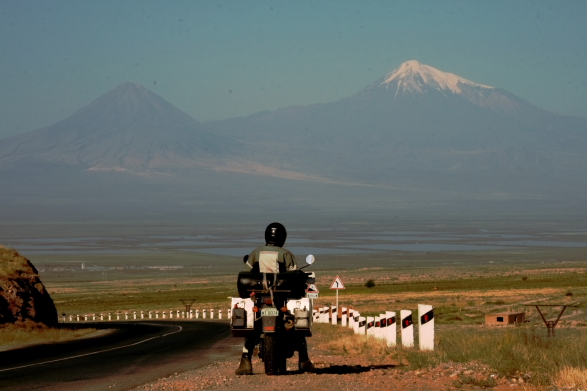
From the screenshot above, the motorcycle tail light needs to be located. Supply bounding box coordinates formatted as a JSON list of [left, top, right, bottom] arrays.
[[252, 307, 259, 313], [263, 297, 273, 305], [264, 326, 275, 331]]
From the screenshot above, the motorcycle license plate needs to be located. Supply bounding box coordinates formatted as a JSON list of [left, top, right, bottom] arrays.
[[261, 308, 279, 317]]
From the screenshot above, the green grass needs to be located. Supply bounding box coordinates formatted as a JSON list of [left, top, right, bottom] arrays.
[[44, 258, 587, 322]]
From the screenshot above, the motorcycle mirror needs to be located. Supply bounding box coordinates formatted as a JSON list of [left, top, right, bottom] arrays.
[[305, 254, 315, 265], [243, 254, 249, 264]]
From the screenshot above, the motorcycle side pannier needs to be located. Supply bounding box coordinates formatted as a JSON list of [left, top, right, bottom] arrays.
[[232, 308, 247, 328], [230, 297, 255, 337], [286, 298, 312, 335], [294, 309, 310, 329]]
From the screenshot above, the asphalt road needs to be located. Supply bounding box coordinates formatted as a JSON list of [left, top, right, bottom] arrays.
[[0, 320, 236, 391]]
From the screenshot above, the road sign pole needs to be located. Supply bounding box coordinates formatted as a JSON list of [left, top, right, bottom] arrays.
[[330, 275, 345, 317]]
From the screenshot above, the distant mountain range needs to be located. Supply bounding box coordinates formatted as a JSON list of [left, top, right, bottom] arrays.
[[207, 60, 587, 197], [1, 60, 586, 215]]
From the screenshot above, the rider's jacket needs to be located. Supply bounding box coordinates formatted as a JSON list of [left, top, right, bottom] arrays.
[[244, 244, 297, 273]]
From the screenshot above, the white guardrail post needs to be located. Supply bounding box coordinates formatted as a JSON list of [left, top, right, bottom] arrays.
[[331, 306, 337, 325], [211, 309, 214, 319], [378, 314, 387, 340], [366, 316, 375, 336], [386, 311, 397, 346], [341, 307, 347, 327], [353, 312, 360, 334], [400, 310, 414, 348], [219, 309, 222, 319], [358, 315, 366, 334], [418, 304, 434, 350], [374, 316, 381, 338]]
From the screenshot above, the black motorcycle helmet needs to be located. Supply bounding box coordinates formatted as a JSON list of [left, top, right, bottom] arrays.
[[264, 222, 287, 247]]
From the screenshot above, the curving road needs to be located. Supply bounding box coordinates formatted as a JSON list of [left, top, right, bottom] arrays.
[[0, 320, 236, 391]]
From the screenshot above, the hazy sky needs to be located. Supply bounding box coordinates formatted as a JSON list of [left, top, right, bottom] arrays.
[[1, 0, 586, 139]]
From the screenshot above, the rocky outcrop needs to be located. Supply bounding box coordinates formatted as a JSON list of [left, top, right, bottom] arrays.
[[0, 246, 58, 326]]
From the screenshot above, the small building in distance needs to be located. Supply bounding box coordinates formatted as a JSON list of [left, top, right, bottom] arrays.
[[485, 311, 526, 326]]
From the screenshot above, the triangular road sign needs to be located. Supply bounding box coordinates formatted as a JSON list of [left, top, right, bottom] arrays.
[[306, 284, 319, 293], [330, 275, 345, 289]]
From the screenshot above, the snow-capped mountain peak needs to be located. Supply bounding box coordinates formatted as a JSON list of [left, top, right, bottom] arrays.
[[380, 60, 493, 95]]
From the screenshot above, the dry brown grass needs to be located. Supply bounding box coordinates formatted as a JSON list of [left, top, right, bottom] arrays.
[[0, 320, 97, 350], [314, 322, 587, 388], [554, 366, 587, 390], [0, 246, 31, 278]]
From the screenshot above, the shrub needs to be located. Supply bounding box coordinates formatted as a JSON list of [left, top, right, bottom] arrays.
[[522, 276, 528, 281], [365, 279, 376, 288]]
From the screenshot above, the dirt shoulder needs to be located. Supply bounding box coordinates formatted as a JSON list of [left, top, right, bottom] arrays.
[[132, 357, 538, 391], [132, 341, 536, 391]]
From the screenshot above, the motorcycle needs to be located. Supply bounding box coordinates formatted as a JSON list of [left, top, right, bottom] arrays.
[[230, 255, 315, 375]]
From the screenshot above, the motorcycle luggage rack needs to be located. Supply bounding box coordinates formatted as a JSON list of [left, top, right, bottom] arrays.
[[238, 271, 308, 298]]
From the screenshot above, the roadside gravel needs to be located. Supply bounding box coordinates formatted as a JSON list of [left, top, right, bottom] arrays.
[[133, 347, 538, 390]]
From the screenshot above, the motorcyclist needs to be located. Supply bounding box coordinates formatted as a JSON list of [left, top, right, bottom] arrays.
[[235, 222, 315, 375]]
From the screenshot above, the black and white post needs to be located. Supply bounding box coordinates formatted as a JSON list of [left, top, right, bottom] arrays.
[[401, 310, 414, 347], [418, 304, 434, 350]]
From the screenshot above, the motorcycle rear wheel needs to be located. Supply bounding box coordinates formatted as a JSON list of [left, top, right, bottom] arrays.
[[263, 334, 286, 375]]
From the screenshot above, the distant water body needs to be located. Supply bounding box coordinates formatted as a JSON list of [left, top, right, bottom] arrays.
[[8, 230, 587, 257]]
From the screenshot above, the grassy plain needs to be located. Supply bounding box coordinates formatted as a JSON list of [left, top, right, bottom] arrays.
[[39, 248, 587, 329]]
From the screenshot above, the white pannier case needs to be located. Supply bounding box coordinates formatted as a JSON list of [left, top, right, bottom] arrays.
[[230, 297, 255, 336], [286, 298, 312, 329]]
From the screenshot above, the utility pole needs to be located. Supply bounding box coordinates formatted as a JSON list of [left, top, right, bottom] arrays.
[[180, 299, 197, 312]]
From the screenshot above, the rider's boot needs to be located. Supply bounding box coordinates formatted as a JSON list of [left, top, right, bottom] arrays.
[[235, 353, 253, 375], [298, 350, 315, 373]]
